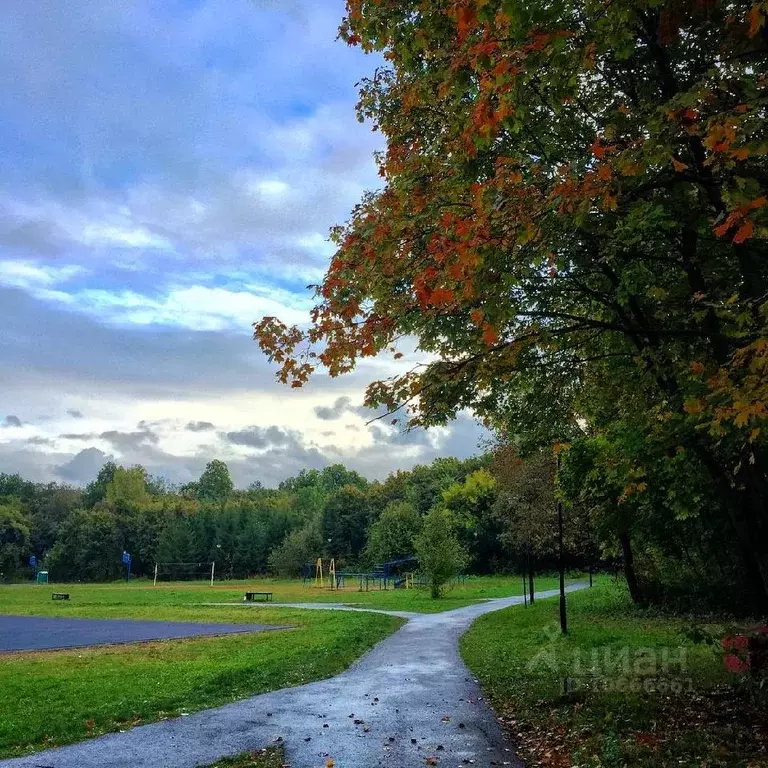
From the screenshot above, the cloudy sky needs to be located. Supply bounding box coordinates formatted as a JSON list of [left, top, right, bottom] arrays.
[[0, 0, 485, 488]]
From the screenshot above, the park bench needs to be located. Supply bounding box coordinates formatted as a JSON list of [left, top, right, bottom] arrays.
[[243, 591, 273, 602], [51, 592, 70, 600]]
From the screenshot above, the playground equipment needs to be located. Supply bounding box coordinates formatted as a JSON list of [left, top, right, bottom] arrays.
[[310, 558, 338, 589], [153, 562, 216, 586], [302, 556, 466, 592]]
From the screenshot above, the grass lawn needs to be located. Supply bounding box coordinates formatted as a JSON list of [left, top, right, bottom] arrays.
[[0, 574, 582, 758], [461, 582, 767, 767], [0, 573, 584, 617], [0, 583, 404, 759]]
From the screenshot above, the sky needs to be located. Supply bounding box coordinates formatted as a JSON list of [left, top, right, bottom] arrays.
[[0, 0, 486, 488]]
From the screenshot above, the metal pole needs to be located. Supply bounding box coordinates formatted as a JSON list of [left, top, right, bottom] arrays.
[[153, 563, 158, 587], [210, 561, 215, 587], [523, 569, 528, 607], [557, 453, 567, 634]]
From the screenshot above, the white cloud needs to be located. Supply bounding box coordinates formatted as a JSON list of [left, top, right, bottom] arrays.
[[81, 222, 173, 250], [71, 284, 310, 330], [0, 260, 84, 290]]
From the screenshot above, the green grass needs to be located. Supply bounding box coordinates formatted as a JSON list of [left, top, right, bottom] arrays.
[[0, 574, 585, 616], [0, 584, 403, 758], [0, 574, 584, 758], [461, 582, 766, 767]]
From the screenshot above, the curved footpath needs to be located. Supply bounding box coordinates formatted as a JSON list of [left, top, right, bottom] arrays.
[[2, 585, 586, 768]]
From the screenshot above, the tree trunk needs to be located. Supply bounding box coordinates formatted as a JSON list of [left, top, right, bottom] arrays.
[[695, 445, 768, 613], [618, 530, 644, 605]]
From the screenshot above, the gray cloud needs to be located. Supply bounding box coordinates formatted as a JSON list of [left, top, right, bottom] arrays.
[[99, 429, 159, 451], [185, 421, 216, 432], [224, 425, 297, 449], [2, 415, 22, 428], [55, 447, 111, 484], [26, 436, 54, 446], [314, 396, 355, 421], [66, 409, 84, 419]]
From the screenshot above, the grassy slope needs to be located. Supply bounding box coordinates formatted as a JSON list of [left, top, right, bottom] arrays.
[[461, 582, 766, 767]]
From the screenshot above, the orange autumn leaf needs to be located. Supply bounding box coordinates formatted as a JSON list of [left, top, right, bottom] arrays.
[[748, 5, 764, 36], [470, 308, 484, 326], [482, 324, 499, 345], [733, 219, 754, 244], [429, 288, 455, 306], [672, 158, 688, 172], [455, 6, 476, 44]]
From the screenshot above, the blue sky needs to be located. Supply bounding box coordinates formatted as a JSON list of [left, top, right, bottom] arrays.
[[0, 0, 485, 487]]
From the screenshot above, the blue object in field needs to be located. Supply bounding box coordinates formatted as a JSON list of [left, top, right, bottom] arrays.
[[29, 555, 37, 569], [36, 570, 49, 584], [122, 551, 132, 579]]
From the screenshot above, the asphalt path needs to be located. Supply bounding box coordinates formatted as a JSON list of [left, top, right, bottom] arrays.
[[0, 615, 286, 653], [0, 584, 587, 768]]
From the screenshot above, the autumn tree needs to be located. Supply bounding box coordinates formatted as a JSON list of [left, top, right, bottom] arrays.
[[255, 0, 768, 611]]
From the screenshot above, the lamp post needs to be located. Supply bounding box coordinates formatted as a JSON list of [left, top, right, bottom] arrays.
[[556, 452, 567, 634]]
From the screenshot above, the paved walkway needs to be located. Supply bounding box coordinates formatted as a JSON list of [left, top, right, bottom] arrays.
[[0, 615, 286, 653], [1, 585, 586, 768]]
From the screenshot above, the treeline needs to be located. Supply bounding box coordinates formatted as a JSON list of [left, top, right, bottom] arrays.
[[0, 452, 597, 584]]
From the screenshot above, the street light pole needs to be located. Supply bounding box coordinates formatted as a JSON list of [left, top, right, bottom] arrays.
[[556, 452, 567, 634]]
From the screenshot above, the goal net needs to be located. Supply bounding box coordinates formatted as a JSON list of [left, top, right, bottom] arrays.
[[153, 562, 216, 586]]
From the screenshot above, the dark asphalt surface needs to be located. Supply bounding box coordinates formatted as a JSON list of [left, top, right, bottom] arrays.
[[0, 585, 587, 768], [0, 615, 286, 652]]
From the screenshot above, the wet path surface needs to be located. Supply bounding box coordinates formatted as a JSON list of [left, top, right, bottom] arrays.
[[1, 585, 586, 768], [0, 615, 285, 653]]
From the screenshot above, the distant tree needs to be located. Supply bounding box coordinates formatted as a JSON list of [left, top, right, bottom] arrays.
[[105, 466, 150, 510], [321, 485, 369, 562], [364, 501, 422, 565], [0, 473, 36, 504], [82, 462, 118, 508], [414, 507, 467, 599], [233, 510, 267, 577], [268, 520, 323, 578], [493, 448, 558, 562], [156, 516, 194, 566], [0, 501, 31, 579], [28, 483, 82, 558], [196, 460, 233, 505], [441, 469, 505, 573], [47, 508, 121, 581]]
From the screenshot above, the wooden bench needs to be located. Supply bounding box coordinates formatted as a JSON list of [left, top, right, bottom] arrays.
[[244, 591, 273, 602], [52, 592, 70, 600]]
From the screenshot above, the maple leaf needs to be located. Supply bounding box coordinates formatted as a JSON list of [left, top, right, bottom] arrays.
[[733, 219, 754, 244], [455, 6, 477, 44], [684, 399, 705, 416], [482, 324, 499, 345], [748, 4, 764, 36]]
